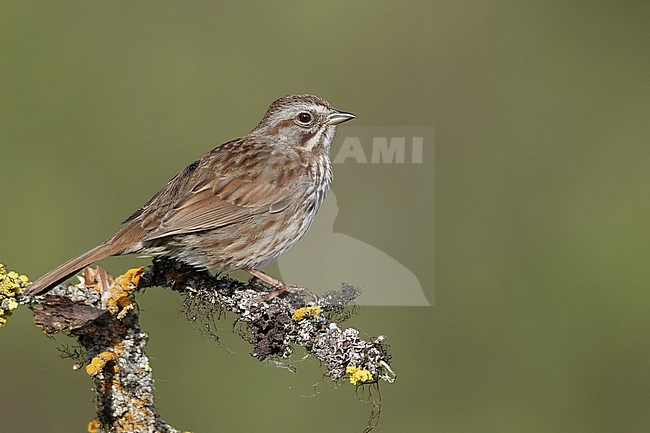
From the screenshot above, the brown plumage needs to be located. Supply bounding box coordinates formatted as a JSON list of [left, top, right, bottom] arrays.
[[25, 94, 355, 296]]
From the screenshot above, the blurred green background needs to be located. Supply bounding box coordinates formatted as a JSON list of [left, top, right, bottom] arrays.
[[1, 1, 649, 432]]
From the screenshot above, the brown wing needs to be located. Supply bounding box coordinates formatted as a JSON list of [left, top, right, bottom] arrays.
[[122, 159, 202, 224], [140, 135, 303, 241]]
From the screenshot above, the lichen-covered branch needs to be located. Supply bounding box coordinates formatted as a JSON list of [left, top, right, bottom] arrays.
[[139, 259, 395, 384], [30, 267, 180, 433], [5, 259, 395, 433]]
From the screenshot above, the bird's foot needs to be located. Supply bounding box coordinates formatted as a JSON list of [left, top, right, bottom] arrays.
[[259, 283, 318, 302], [244, 268, 318, 302]]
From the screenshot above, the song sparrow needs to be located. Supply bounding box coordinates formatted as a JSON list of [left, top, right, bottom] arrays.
[[25, 94, 355, 296]]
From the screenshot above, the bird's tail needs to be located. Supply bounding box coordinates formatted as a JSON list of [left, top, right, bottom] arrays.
[[24, 242, 124, 296]]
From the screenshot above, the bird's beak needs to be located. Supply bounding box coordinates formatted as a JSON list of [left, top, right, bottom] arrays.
[[327, 110, 356, 125]]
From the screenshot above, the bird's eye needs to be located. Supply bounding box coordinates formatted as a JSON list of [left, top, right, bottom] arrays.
[[297, 112, 312, 124]]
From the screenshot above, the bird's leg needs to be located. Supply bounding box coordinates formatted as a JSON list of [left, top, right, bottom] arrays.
[[244, 268, 317, 301], [244, 268, 284, 288]]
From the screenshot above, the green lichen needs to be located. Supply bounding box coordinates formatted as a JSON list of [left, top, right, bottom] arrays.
[[0, 264, 29, 327]]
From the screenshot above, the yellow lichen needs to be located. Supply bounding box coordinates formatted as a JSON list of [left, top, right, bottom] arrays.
[[292, 305, 321, 321], [346, 366, 374, 385], [87, 419, 100, 433], [115, 267, 144, 289], [0, 264, 29, 328], [86, 350, 119, 377], [107, 267, 143, 317]]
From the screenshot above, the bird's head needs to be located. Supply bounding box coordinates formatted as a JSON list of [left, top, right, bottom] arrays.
[[253, 94, 355, 152]]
